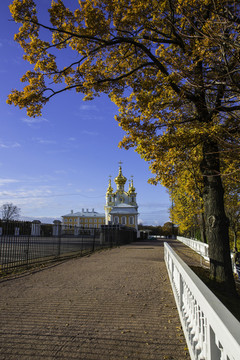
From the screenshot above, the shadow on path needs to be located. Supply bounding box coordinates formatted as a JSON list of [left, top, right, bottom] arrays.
[[0, 240, 190, 360]]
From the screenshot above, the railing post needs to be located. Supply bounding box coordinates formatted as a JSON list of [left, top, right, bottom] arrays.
[[179, 273, 183, 311], [208, 326, 221, 359]]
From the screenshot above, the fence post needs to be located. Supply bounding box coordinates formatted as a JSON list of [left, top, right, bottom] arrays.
[[115, 226, 119, 246], [53, 220, 61, 236], [26, 236, 30, 267], [31, 220, 41, 236], [81, 229, 84, 255], [56, 236, 60, 257], [92, 228, 95, 252], [100, 229, 104, 245]]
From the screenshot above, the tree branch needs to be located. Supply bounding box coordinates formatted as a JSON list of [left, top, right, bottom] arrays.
[[42, 62, 155, 100], [23, 18, 194, 101], [218, 105, 240, 112]]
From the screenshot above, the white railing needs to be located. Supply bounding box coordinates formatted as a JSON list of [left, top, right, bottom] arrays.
[[164, 242, 240, 360], [177, 236, 239, 276], [177, 236, 209, 260]]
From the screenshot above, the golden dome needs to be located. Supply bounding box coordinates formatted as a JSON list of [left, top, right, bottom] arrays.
[[106, 178, 113, 194], [114, 166, 127, 186], [128, 179, 136, 193]]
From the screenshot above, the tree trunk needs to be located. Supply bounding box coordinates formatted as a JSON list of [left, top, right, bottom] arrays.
[[200, 212, 207, 244], [201, 139, 237, 295], [233, 231, 237, 251]]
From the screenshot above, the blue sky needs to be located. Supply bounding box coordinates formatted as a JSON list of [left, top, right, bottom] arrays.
[[0, 0, 171, 225]]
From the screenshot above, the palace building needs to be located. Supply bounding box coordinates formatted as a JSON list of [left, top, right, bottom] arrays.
[[104, 164, 138, 230], [62, 209, 105, 229], [62, 164, 138, 231]]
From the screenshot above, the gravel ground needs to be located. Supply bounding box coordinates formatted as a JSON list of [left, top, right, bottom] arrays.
[[0, 240, 190, 360]]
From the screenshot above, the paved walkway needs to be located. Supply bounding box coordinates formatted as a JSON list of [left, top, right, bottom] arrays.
[[0, 240, 191, 360]]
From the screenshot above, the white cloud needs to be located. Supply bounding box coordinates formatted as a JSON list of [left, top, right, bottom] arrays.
[[81, 130, 99, 136], [0, 179, 19, 186], [0, 188, 52, 199], [46, 149, 69, 154], [0, 188, 57, 212], [54, 170, 67, 175], [0, 141, 21, 149], [22, 117, 49, 126], [139, 202, 170, 209], [79, 104, 97, 111], [33, 138, 57, 145]]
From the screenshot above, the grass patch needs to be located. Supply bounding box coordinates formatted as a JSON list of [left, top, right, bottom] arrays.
[[191, 266, 240, 322]]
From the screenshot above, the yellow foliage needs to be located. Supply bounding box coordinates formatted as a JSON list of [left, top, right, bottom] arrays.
[[7, 1, 240, 231]]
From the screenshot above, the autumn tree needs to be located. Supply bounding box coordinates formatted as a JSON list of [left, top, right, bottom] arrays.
[[7, 0, 240, 294], [169, 144, 239, 245], [162, 221, 176, 238], [170, 191, 204, 239], [168, 145, 206, 242]]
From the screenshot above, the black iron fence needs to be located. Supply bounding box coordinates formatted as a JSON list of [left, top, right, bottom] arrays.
[[0, 221, 137, 274]]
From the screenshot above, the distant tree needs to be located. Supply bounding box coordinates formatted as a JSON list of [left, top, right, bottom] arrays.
[[138, 224, 165, 236], [162, 222, 176, 238], [167, 145, 206, 243], [222, 156, 240, 250], [1, 203, 21, 221]]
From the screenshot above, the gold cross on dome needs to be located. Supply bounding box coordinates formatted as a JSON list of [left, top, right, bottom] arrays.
[[118, 161, 123, 166]]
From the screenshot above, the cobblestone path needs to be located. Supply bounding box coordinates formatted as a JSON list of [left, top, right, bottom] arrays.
[[0, 240, 190, 360]]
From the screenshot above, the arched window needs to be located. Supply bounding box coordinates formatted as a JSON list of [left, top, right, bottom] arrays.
[[129, 216, 134, 225], [114, 216, 119, 224], [121, 216, 126, 225]]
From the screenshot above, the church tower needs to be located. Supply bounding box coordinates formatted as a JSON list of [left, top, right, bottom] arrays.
[[104, 177, 114, 225], [104, 163, 138, 230], [128, 178, 137, 206]]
